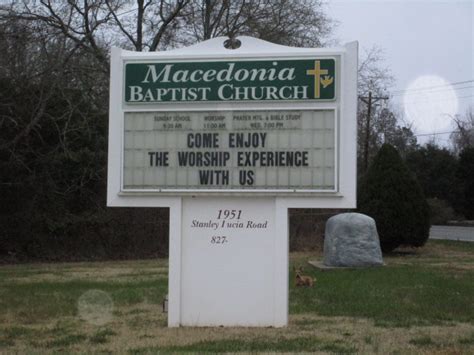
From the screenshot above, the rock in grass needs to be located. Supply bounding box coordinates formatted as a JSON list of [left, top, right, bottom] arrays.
[[323, 213, 383, 267]]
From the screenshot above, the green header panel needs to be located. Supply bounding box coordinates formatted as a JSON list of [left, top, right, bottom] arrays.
[[124, 59, 336, 103]]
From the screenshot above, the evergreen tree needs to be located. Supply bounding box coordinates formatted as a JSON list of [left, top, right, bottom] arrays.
[[405, 144, 461, 212], [457, 147, 474, 219], [358, 144, 430, 252]]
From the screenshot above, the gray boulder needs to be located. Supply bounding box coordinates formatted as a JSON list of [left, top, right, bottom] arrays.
[[323, 213, 383, 267]]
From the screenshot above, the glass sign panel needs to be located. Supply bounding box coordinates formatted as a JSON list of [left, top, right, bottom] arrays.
[[123, 110, 335, 190]]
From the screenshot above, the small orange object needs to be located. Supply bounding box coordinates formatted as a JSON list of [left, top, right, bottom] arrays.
[[294, 267, 316, 287]]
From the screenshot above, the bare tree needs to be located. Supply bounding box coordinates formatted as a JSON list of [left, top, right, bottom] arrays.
[[356, 46, 417, 171], [187, 0, 257, 41], [451, 108, 474, 154], [2, 0, 335, 63], [1, 0, 190, 65], [179, 0, 333, 47], [242, 0, 333, 47], [1, 1, 116, 71], [358, 46, 394, 97], [105, 0, 190, 51]]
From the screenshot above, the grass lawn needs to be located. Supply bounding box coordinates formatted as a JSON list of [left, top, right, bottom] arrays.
[[1, 240, 474, 353]]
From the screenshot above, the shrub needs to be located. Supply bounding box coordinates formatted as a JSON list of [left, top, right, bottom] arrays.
[[457, 147, 474, 220], [358, 144, 430, 252], [427, 198, 456, 225], [405, 144, 462, 213]]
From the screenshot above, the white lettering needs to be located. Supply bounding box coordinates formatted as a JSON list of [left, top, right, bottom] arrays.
[[143, 88, 155, 101], [198, 87, 211, 100], [267, 86, 278, 99], [156, 88, 168, 101], [279, 86, 293, 99], [169, 88, 179, 101], [188, 87, 198, 100], [278, 68, 296, 81], [249, 68, 267, 81], [129, 86, 143, 101], [267, 68, 277, 81], [173, 70, 189, 82], [234, 86, 249, 100], [294, 86, 308, 99], [250, 87, 264, 100], [216, 63, 235, 82], [234, 69, 249, 82], [203, 69, 217, 82], [218, 84, 233, 100], [140, 63, 297, 85], [142, 64, 173, 83], [190, 69, 203, 82]]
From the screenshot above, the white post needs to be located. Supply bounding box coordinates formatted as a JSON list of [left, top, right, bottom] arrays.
[[274, 198, 289, 327], [167, 197, 182, 327]]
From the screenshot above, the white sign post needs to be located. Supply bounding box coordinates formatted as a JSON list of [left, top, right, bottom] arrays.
[[107, 36, 358, 327]]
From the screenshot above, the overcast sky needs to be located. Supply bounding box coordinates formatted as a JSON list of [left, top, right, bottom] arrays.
[[327, 0, 474, 145]]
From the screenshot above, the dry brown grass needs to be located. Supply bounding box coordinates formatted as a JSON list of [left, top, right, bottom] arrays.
[[1, 241, 473, 353], [5, 310, 474, 354]]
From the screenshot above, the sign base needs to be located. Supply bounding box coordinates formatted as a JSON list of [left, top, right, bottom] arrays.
[[168, 197, 288, 327]]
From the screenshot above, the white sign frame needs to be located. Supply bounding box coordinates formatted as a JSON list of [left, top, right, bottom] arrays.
[[107, 37, 358, 327], [108, 36, 357, 203]]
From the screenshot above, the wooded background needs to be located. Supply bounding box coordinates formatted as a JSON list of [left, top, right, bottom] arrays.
[[0, 1, 472, 262]]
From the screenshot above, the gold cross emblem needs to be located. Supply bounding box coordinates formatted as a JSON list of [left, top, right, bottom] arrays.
[[306, 60, 333, 98]]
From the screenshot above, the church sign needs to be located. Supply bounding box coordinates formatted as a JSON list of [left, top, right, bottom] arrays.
[[125, 59, 336, 103], [122, 58, 338, 192], [107, 37, 358, 328]]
